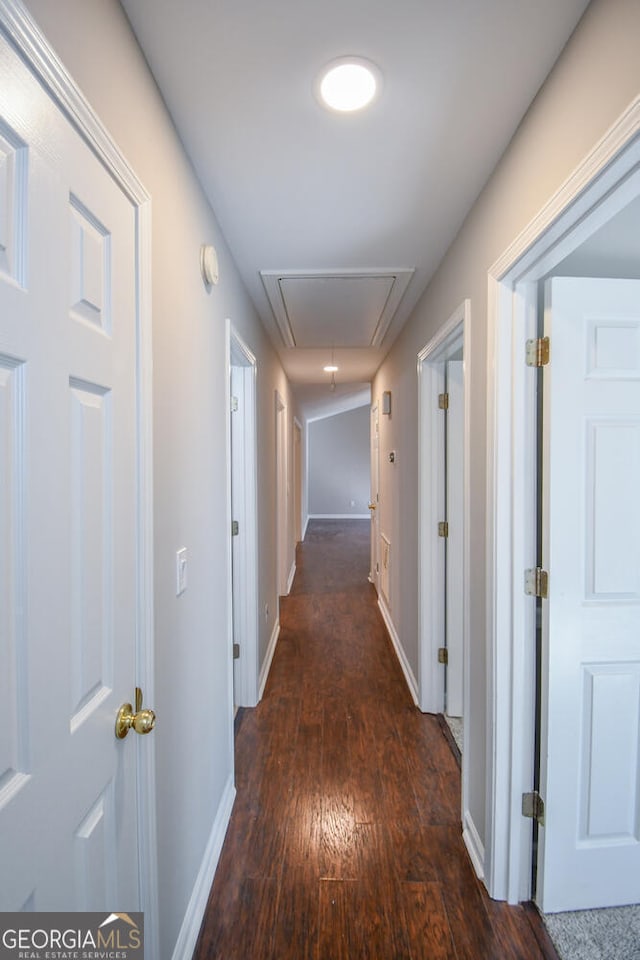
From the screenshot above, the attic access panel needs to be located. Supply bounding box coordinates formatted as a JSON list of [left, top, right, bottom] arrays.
[[260, 269, 414, 348]]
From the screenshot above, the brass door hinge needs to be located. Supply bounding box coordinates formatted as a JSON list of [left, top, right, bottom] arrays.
[[522, 790, 545, 825], [525, 567, 548, 598], [438, 521, 449, 538], [525, 336, 550, 367], [231, 520, 239, 536], [438, 392, 449, 410], [438, 647, 448, 665]]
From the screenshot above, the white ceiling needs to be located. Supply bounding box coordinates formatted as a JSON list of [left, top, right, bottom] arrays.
[[120, 0, 591, 414]]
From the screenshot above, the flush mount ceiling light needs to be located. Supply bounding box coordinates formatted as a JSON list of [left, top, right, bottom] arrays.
[[315, 56, 382, 113], [323, 346, 338, 374]]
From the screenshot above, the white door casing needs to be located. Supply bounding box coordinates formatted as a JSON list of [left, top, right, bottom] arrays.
[[229, 327, 258, 708], [417, 301, 474, 864], [0, 3, 155, 934], [417, 302, 470, 719], [486, 97, 640, 905], [537, 277, 640, 913]]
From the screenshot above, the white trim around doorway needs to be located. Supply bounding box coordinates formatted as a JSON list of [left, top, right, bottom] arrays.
[[227, 325, 259, 708], [417, 300, 473, 868], [485, 95, 640, 905]]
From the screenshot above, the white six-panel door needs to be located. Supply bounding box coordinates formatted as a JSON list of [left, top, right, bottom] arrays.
[[0, 30, 140, 910], [369, 403, 379, 588], [445, 359, 464, 718], [538, 277, 640, 912]]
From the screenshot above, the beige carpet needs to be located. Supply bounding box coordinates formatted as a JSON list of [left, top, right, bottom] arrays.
[[543, 905, 640, 960]]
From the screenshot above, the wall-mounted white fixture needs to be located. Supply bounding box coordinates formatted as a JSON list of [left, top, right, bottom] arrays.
[[382, 390, 392, 416], [315, 56, 382, 113], [200, 243, 219, 286]]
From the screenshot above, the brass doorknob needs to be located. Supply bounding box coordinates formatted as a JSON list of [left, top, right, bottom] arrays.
[[368, 502, 377, 510], [115, 687, 156, 739]]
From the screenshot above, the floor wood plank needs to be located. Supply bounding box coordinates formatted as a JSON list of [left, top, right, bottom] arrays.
[[193, 519, 558, 959]]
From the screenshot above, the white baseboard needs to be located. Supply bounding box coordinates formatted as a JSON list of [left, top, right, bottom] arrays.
[[463, 808, 485, 880], [171, 773, 236, 960], [377, 596, 419, 706], [286, 560, 296, 595], [258, 618, 280, 700], [302, 514, 309, 540], [307, 513, 370, 520]]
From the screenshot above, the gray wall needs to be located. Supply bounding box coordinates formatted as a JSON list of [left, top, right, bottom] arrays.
[[308, 405, 370, 516], [372, 0, 640, 869], [22, 1, 299, 955]]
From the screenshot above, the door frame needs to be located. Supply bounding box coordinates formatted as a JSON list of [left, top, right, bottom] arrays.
[[227, 325, 259, 707], [485, 95, 640, 904], [417, 301, 471, 842], [0, 1, 158, 948]]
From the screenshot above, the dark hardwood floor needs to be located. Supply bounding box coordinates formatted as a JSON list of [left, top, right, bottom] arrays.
[[193, 519, 557, 959]]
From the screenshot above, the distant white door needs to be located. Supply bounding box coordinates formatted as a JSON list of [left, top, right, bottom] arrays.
[[369, 404, 380, 588], [276, 392, 288, 596], [445, 360, 464, 717], [293, 420, 302, 543], [230, 364, 243, 706], [0, 34, 143, 909], [230, 346, 259, 708], [538, 277, 640, 912]]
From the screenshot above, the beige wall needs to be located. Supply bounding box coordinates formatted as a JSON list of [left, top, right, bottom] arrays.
[[22, 0, 298, 954], [373, 0, 640, 854]]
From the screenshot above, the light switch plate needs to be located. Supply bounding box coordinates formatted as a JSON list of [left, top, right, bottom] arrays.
[[176, 547, 188, 596]]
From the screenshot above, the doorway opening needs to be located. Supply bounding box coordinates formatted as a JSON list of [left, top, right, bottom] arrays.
[[486, 96, 640, 908], [229, 328, 259, 708], [417, 300, 471, 844]]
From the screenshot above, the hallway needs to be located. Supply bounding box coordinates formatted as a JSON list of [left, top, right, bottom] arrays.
[[193, 520, 556, 959]]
